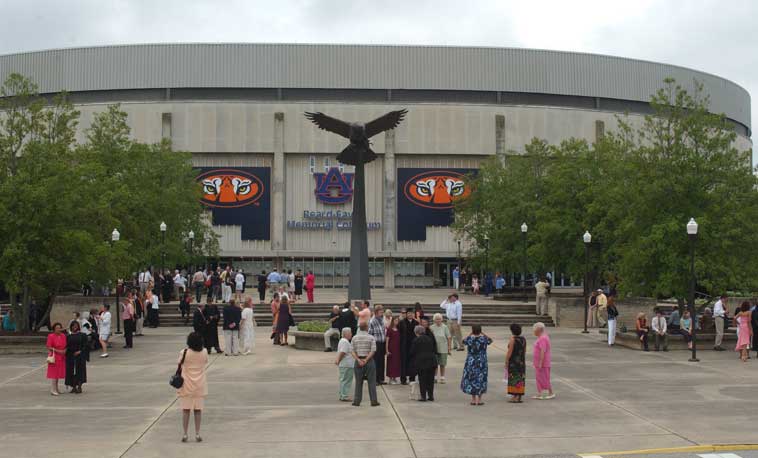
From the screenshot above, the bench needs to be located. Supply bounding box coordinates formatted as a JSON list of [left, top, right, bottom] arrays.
[[608, 329, 737, 351]]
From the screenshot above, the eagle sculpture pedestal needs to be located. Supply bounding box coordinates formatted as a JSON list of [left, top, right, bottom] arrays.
[[305, 109, 407, 301]]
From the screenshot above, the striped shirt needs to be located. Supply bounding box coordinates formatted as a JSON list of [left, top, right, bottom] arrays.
[[368, 316, 386, 342], [351, 330, 377, 357]]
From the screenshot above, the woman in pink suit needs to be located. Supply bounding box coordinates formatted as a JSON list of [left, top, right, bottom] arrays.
[[46, 322, 67, 396], [532, 322, 555, 400], [735, 302, 753, 362], [305, 271, 315, 303]]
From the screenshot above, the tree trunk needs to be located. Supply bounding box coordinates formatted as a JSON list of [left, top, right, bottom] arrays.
[[35, 293, 55, 332]]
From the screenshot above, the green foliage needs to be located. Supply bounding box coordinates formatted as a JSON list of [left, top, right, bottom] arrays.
[[454, 78, 758, 299], [296, 321, 331, 333], [0, 73, 218, 331]]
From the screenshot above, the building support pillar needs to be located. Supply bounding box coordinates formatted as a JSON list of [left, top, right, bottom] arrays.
[[383, 129, 397, 289], [272, 112, 285, 264], [495, 114, 506, 164]]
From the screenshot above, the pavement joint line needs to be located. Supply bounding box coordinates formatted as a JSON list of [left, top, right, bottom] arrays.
[[0, 364, 44, 387], [579, 444, 758, 456], [117, 351, 223, 458], [380, 383, 419, 458]]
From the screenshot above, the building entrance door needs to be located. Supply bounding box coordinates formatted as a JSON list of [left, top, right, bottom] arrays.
[[439, 263, 455, 288]]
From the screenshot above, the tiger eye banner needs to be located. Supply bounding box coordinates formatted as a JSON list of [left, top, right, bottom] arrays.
[[396, 168, 476, 241], [196, 167, 271, 240]]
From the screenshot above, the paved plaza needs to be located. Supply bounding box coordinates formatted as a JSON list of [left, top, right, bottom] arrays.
[[1, 325, 757, 458]]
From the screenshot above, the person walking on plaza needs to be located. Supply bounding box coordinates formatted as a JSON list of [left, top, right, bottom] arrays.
[[139, 267, 152, 294], [180, 292, 192, 325], [369, 304, 387, 385], [46, 323, 67, 396], [713, 294, 728, 351], [735, 302, 753, 362], [97, 304, 112, 358], [276, 296, 292, 346], [240, 298, 255, 355], [636, 312, 650, 352], [532, 322, 554, 400], [606, 296, 619, 346], [350, 322, 380, 407], [452, 266, 460, 290], [305, 270, 316, 302], [385, 317, 401, 384], [596, 289, 608, 328], [65, 321, 88, 393], [461, 324, 492, 406], [256, 270, 267, 303], [335, 327, 354, 402], [204, 302, 222, 354], [222, 299, 241, 356], [323, 305, 342, 351], [192, 268, 206, 303], [506, 323, 526, 403], [177, 332, 208, 443], [294, 269, 304, 302], [587, 290, 598, 328], [431, 313, 451, 383], [651, 308, 668, 352], [440, 293, 463, 351], [122, 296, 135, 349], [399, 308, 419, 385], [471, 274, 480, 295], [267, 269, 281, 296], [534, 277, 550, 316], [235, 269, 245, 303], [173, 269, 187, 301], [411, 325, 437, 401], [220, 266, 231, 303]]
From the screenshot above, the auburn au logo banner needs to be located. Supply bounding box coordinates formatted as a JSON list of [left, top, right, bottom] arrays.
[[196, 167, 271, 240], [397, 168, 476, 241]]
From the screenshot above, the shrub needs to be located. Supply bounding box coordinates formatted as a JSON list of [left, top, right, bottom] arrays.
[[296, 321, 330, 333]]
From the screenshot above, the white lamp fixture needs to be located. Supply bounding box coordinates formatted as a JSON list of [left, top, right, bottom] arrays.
[[687, 218, 698, 235], [160, 221, 167, 232], [111, 228, 120, 242], [188, 230, 195, 240], [521, 222, 528, 233], [583, 231, 591, 244]]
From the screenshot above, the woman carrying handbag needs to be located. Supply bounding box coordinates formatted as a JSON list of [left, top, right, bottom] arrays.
[[175, 332, 208, 443]]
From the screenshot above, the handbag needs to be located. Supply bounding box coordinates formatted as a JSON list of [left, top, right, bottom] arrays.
[[169, 349, 188, 389], [46, 351, 56, 364]]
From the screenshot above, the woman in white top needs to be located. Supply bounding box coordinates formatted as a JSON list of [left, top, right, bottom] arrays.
[[287, 269, 296, 298], [234, 270, 245, 303], [240, 300, 255, 355], [98, 304, 112, 358]]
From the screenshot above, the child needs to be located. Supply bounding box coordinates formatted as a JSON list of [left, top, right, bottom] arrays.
[[532, 322, 554, 400]]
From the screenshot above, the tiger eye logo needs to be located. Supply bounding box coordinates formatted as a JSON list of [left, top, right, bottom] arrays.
[[197, 169, 264, 208], [403, 170, 471, 209]]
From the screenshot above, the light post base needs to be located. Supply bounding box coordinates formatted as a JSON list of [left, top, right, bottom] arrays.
[[581, 330, 589, 334], [688, 357, 700, 362], [115, 331, 123, 335]]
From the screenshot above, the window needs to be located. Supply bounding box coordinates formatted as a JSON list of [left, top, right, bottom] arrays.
[[338, 162, 345, 173], [323, 156, 330, 172], [309, 156, 316, 174]]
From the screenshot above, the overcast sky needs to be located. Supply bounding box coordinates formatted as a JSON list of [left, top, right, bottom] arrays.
[[0, 0, 755, 158]]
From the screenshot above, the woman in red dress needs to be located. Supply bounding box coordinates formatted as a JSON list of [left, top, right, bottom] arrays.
[[385, 317, 401, 384], [46, 322, 67, 396], [305, 271, 315, 303]]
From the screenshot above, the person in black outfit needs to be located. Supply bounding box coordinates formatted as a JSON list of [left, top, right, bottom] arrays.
[[65, 321, 88, 393], [751, 304, 758, 358], [410, 325, 437, 401], [193, 302, 208, 335], [204, 302, 222, 354], [179, 292, 192, 324], [222, 300, 242, 356], [161, 272, 173, 303], [257, 270, 267, 302], [420, 316, 438, 354], [340, 301, 358, 336], [398, 308, 419, 385]]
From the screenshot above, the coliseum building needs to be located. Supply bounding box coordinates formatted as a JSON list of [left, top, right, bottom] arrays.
[[0, 44, 751, 288]]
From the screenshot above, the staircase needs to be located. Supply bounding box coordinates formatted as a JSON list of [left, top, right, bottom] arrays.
[[156, 301, 555, 328]]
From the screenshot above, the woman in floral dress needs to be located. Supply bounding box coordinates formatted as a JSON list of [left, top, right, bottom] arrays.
[[505, 323, 526, 403], [460, 324, 492, 405]]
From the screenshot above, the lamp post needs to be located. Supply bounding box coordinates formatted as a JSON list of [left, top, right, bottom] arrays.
[[188, 230, 195, 273], [457, 239, 462, 291], [110, 228, 122, 334], [521, 222, 528, 288], [160, 222, 167, 298], [582, 231, 591, 334], [483, 234, 490, 280], [687, 218, 699, 362]]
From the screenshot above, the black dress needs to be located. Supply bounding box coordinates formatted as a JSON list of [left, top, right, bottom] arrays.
[[507, 336, 526, 395], [751, 308, 758, 352], [204, 304, 221, 351], [65, 332, 88, 387], [398, 318, 419, 382], [294, 273, 304, 295]]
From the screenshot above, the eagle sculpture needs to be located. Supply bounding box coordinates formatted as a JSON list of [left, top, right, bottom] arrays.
[[304, 109, 407, 165]]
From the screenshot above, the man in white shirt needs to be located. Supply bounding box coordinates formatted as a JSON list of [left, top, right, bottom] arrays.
[[138, 268, 152, 294], [596, 290, 608, 328], [440, 293, 463, 351], [713, 294, 728, 351], [334, 327, 354, 402], [651, 308, 668, 352], [173, 269, 186, 300], [534, 278, 550, 316], [98, 304, 112, 358]]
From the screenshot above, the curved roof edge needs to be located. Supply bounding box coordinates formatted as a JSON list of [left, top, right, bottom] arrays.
[[0, 43, 750, 129]]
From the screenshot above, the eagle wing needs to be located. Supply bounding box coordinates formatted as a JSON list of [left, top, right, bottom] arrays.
[[364, 109, 408, 138], [304, 112, 351, 139]]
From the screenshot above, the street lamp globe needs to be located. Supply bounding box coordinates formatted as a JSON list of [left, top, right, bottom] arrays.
[[111, 228, 120, 242], [687, 218, 698, 235], [160, 221, 167, 232], [521, 222, 528, 233], [583, 230, 591, 244], [188, 230, 195, 240]]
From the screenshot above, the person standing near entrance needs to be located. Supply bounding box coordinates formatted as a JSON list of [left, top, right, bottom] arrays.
[[305, 270, 315, 302], [440, 294, 463, 351], [534, 277, 550, 316], [368, 304, 387, 385], [452, 266, 460, 290], [713, 294, 728, 351]]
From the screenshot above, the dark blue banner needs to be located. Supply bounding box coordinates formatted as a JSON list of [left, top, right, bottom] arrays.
[[397, 168, 477, 241], [196, 167, 271, 241]]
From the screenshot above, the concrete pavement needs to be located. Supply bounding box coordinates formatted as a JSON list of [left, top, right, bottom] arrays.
[[1, 325, 757, 458]]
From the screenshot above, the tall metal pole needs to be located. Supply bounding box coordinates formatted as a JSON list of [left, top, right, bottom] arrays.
[[348, 162, 370, 301], [583, 242, 590, 334], [161, 230, 166, 285], [688, 233, 699, 362], [523, 231, 528, 288], [457, 240, 462, 291], [110, 229, 122, 334]]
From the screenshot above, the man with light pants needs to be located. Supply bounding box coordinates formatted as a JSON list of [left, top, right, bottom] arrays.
[[440, 294, 463, 351], [323, 305, 342, 351], [334, 327, 354, 402]]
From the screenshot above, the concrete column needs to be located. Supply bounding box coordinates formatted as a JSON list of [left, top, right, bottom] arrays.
[[384, 257, 395, 290], [495, 114, 506, 163], [272, 112, 285, 253], [383, 129, 397, 290], [595, 120, 605, 142]]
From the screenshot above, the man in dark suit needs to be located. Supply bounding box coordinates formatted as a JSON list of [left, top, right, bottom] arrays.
[[204, 302, 222, 354], [222, 299, 242, 356], [410, 325, 438, 402], [398, 308, 419, 385]]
